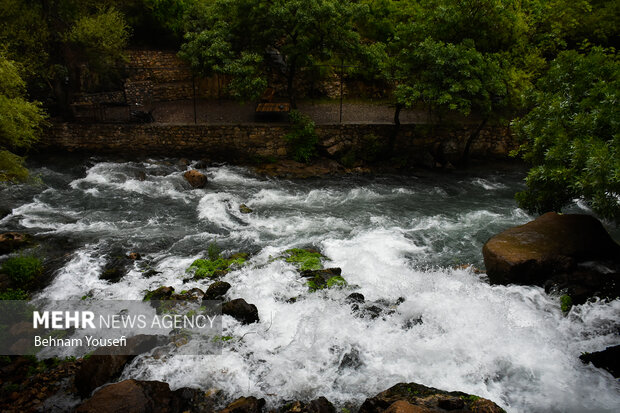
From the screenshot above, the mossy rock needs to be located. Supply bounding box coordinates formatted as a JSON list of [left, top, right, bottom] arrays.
[[143, 286, 175, 301], [203, 281, 232, 301], [560, 294, 573, 313], [283, 248, 325, 271], [301, 268, 346, 292], [359, 382, 505, 413], [187, 256, 246, 280]]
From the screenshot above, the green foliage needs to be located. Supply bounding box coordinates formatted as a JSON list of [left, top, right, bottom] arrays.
[[1, 256, 43, 285], [285, 111, 319, 163], [513, 48, 620, 221], [0, 288, 29, 300], [180, 0, 363, 104], [65, 7, 130, 68], [187, 257, 246, 279], [284, 248, 324, 271], [326, 275, 347, 288], [560, 294, 573, 313], [393, 38, 507, 119], [0, 56, 47, 182]]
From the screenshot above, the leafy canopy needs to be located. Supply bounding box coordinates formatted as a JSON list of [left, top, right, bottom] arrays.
[[0, 56, 47, 182], [180, 0, 363, 103], [513, 48, 620, 221]]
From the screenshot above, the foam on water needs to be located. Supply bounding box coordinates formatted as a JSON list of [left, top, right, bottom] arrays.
[[2, 160, 618, 412]]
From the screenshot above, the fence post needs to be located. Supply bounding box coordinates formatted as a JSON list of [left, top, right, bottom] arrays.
[[193, 75, 197, 124]]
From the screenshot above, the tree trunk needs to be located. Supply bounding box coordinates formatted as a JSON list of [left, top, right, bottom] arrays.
[[460, 116, 489, 166], [383, 103, 403, 160], [287, 61, 297, 109]]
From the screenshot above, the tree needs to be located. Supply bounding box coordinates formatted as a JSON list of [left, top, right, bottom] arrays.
[[513, 48, 619, 221], [0, 1, 130, 116], [0, 56, 47, 182], [180, 0, 363, 107]]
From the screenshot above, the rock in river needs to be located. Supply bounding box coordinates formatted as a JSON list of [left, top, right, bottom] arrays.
[[482, 212, 620, 300], [183, 169, 208, 188], [359, 382, 504, 413], [203, 280, 232, 301], [222, 298, 259, 324], [75, 379, 211, 413], [580, 345, 620, 378]]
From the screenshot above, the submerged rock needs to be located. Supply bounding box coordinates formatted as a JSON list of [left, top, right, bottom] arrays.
[[254, 159, 344, 179], [222, 298, 259, 324], [239, 204, 253, 214], [194, 160, 208, 169], [127, 252, 142, 260], [183, 169, 208, 188], [580, 345, 620, 378], [359, 382, 504, 413], [482, 212, 620, 301]]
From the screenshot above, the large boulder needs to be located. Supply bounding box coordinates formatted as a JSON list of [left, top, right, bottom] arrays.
[[482, 213, 620, 291], [580, 345, 620, 378], [183, 170, 208, 188], [75, 379, 210, 413], [75, 335, 165, 397], [358, 382, 504, 413]]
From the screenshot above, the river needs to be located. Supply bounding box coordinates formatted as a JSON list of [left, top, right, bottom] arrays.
[[1, 157, 619, 412]]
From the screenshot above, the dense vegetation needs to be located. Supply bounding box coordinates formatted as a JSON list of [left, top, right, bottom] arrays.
[[0, 0, 618, 220]]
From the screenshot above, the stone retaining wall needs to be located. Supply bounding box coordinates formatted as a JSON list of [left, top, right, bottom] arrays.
[[42, 123, 517, 167]]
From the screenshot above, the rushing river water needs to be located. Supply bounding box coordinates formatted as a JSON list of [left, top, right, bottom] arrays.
[[1, 158, 619, 412]]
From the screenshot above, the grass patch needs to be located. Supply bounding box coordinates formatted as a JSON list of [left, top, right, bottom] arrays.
[[1, 256, 43, 285]]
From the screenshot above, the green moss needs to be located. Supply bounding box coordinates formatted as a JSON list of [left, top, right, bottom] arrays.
[[560, 295, 573, 313], [284, 248, 324, 271], [187, 257, 246, 279], [307, 274, 347, 292], [326, 276, 347, 288], [1, 256, 42, 285], [0, 288, 29, 300], [212, 335, 234, 342], [306, 276, 325, 292]]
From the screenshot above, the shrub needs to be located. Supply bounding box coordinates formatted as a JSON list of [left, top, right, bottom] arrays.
[[285, 110, 318, 163], [1, 256, 42, 285], [0, 288, 28, 300]]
